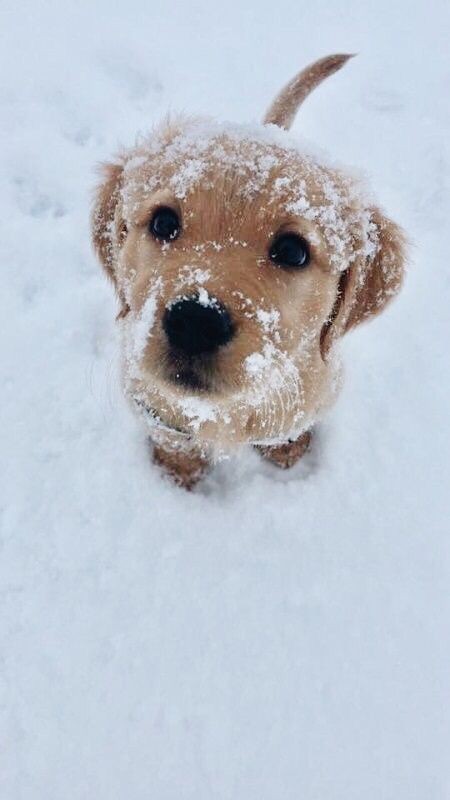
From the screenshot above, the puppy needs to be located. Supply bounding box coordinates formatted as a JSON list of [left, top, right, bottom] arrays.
[[92, 54, 406, 489]]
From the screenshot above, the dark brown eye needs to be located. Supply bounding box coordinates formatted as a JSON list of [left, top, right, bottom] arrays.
[[149, 207, 181, 242], [269, 232, 310, 269]]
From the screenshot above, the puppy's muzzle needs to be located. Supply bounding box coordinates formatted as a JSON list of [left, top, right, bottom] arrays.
[[163, 297, 234, 357]]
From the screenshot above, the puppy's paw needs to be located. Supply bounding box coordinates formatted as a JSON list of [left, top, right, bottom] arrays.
[[152, 441, 211, 490], [255, 430, 312, 469]]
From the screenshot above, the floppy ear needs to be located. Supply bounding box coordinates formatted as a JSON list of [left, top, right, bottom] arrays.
[[320, 208, 407, 357], [91, 161, 125, 287]]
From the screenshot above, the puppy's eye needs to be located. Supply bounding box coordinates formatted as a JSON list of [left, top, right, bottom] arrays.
[[269, 232, 310, 269], [149, 207, 181, 242]]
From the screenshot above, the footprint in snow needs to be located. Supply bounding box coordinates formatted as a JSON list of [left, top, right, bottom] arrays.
[[13, 176, 66, 219], [99, 52, 163, 103], [361, 88, 404, 114]]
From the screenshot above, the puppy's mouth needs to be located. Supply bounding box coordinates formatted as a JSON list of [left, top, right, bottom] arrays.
[[133, 398, 189, 436], [172, 367, 207, 391], [165, 351, 212, 393]]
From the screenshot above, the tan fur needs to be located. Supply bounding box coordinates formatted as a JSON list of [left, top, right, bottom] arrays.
[[91, 161, 129, 314], [320, 208, 406, 355], [152, 439, 210, 490], [91, 56, 406, 488], [92, 162, 123, 283]]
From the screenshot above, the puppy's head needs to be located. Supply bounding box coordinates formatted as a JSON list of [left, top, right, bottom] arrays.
[[92, 55, 406, 448]]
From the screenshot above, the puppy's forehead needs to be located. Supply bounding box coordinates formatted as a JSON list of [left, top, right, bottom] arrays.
[[123, 117, 346, 202], [121, 117, 372, 271]]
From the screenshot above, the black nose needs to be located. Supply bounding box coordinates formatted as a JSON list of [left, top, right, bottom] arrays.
[[163, 297, 234, 356]]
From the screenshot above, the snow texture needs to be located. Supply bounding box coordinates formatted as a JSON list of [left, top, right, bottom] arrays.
[[1, 1, 449, 798]]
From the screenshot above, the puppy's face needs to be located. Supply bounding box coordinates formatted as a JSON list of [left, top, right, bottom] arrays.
[[93, 83, 405, 448]]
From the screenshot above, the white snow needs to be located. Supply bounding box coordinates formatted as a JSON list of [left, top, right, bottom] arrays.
[[245, 351, 268, 375], [1, 1, 449, 799], [175, 265, 212, 290], [255, 307, 280, 335], [176, 395, 219, 431], [197, 287, 213, 307], [123, 277, 163, 371]]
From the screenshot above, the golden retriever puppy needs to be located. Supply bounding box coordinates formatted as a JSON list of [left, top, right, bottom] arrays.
[[92, 55, 406, 489]]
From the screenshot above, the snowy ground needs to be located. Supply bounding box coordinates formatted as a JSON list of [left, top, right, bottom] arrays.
[[1, 1, 449, 798]]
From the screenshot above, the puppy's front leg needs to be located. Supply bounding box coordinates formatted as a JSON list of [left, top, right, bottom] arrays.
[[151, 437, 211, 490], [255, 430, 312, 469]]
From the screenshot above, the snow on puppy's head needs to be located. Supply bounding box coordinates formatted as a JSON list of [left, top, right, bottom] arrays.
[[92, 54, 406, 448]]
